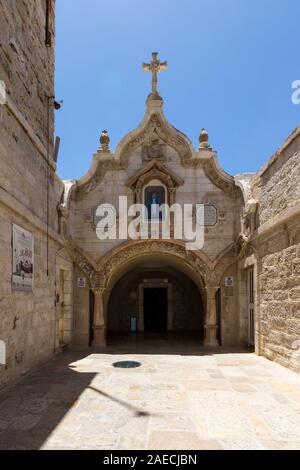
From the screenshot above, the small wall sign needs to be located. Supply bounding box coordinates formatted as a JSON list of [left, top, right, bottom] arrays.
[[77, 277, 86, 288], [225, 276, 234, 287]]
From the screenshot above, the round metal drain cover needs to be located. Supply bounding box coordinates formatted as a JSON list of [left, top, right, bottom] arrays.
[[112, 360, 141, 369]]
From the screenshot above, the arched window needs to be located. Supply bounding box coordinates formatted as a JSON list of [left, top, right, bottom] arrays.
[[144, 180, 166, 220]]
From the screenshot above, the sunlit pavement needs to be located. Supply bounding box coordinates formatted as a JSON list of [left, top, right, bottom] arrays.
[[1, 340, 300, 450]]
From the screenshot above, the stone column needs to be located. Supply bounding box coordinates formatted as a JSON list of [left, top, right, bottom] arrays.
[[92, 287, 106, 348], [204, 286, 219, 347]]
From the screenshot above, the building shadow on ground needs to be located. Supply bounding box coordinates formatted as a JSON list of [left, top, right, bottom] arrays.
[[0, 335, 253, 450], [0, 352, 96, 449]]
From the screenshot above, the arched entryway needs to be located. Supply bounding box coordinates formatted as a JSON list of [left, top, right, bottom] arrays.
[[106, 257, 204, 343], [83, 239, 234, 348]]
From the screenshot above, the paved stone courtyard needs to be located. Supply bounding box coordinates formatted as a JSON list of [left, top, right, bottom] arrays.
[[1, 338, 300, 450]]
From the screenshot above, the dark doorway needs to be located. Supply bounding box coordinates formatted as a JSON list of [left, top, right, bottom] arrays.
[[215, 288, 222, 345], [89, 289, 95, 346], [144, 288, 167, 332]]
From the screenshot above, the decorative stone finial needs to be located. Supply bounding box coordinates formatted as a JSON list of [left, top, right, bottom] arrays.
[[199, 128, 212, 150], [99, 130, 110, 152]]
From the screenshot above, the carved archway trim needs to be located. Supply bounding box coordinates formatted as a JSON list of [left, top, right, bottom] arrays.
[[96, 239, 212, 288], [71, 239, 239, 289]]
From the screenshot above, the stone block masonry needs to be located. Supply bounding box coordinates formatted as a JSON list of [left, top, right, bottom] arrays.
[[0, 0, 71, 389], [251, 127, 300, 372]]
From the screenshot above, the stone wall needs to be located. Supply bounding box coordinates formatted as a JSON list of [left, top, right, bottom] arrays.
[[0, 0, 69, 388], [0, 0, 55, 147], [254, 129, 300, 226], [0, 0, 59, 224], [220, 263, 240, 347], [72, 265, 91, 348], [252, 127, 300, 372]]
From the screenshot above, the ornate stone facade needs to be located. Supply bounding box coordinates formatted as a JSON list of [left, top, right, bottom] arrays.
[[63, 64, 300, 365], [1, 15, 300, 392], [62, 75, 246, 348]]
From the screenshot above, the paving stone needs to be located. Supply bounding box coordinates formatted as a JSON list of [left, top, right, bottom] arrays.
[[0, 349, 300, 449]]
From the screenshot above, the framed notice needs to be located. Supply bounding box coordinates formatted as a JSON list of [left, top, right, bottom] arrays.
[[12, 224, 34, 292]]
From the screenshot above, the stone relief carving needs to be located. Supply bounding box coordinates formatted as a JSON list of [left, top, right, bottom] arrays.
[[119, 114, 193, 167], [142, 136, 166, 162]]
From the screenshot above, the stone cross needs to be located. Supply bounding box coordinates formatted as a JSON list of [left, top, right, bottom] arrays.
[[142, 52, 168, 94]]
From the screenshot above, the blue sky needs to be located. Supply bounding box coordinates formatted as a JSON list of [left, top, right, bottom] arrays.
[[55, 0, 300, 180]]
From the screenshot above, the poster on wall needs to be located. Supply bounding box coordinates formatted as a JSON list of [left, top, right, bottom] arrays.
[[12, 224, 34, 292]]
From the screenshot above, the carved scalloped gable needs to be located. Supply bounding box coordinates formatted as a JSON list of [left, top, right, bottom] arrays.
[[201, 156, 239, 196], [60, 107, 242, 227], [115, 112, 194, 166]]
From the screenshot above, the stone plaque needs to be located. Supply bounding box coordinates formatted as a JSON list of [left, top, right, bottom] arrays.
[[204, 205, 218, 226]]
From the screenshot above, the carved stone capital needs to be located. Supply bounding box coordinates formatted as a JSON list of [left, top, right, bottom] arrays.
[[92, 287, 106, 297]]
